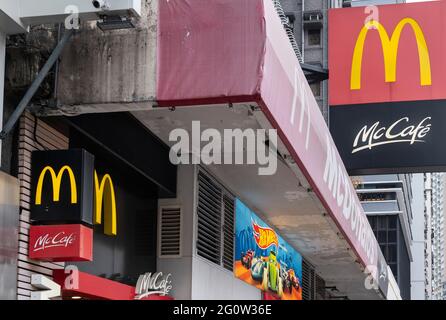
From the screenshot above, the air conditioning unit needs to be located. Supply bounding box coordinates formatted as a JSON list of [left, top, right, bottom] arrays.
[[303, 10, 323, 29]]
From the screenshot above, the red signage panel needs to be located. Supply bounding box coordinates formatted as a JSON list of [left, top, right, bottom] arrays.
[[52, 270, 174, 300], [329, 1, 446, 106], [29, 224, 93, 262]]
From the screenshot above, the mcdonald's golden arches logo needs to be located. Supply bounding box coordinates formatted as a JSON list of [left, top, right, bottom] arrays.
[[94, 171, 117, 236], [35, 166, 77, 205], [34, 165, 117, 236], [350, 18, 432, 90]]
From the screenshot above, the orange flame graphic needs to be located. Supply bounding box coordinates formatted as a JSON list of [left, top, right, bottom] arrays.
[[252, 221, 279, 250]]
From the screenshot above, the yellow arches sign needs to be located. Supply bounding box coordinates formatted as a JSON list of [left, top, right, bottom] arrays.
[[35, 165, 77, 205], [32, 150, 117, 236], [350, 18, 432, 90], [93, 172, 117, 236]]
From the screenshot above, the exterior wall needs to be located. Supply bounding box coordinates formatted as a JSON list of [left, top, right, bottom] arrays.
[[279, 0, 330, 121], [16, 111, 68, 299], [191, 257, 261, 300], [56, 0, 157, 111], [356, 174, 413, 298], [430, 173, 445, 300], [0, 171, 20, 300], [411, 174, 426, 300], [386, 266, 402, 300], [424, 173, 433, 299], [158, 165, 261, 300], [157, 165, 195, 300]]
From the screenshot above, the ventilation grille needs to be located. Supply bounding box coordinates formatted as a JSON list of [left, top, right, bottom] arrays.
[[197, 171, 223, 265], [159, 207, 181, 257], [197, 170, 235, 271], [222, 194, 235, 271], [302, 259, 315, 300], [315, 274, 326, 300]]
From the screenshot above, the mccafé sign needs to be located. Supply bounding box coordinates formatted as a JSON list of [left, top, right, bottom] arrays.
[[329, 1, 446, 174], [29, 149, 118, 261]]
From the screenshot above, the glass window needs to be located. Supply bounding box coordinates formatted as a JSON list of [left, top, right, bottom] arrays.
[[388, 230, 397, 243], [378, 217, 387, 230], [310, 82, 321, 97], [388, 244, 397, 263], [378, 230, 387, 243], [308, 29, 321, 46], [388, 216, 397, 229]]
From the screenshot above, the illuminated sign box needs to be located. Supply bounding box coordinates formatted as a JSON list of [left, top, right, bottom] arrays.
[[328, 1, 446, 174], [29, 224, 93, 262], [30, 149, 94, 225]]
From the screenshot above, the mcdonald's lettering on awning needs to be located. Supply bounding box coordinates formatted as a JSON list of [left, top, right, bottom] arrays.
[[329, 1, 446, 106]]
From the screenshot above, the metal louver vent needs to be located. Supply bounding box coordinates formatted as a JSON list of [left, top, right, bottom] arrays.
[[196, 169, 235, 271], [159, 207, 181, 257], [302, 259, 315, 300], [222, 194, 235, 271], [315, 274, 326, 300], [197, 171, 223, 265]]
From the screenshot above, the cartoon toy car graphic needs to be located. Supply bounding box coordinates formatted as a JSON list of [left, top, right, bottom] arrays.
[[241, 250, 255, 269], [250, 257, 265, 282], [283, 269, 300, 294], [262, 251, 283, 298]]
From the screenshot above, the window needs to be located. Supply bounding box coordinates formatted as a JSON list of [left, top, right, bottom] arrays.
[[196, 169, 235, 271], [368, 215, 399, 278], [310, 82, 321, 97], [307, 29, 321, 46]]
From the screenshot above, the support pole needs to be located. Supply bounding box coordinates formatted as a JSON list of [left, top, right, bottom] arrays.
[[0, 28, 74, 142]]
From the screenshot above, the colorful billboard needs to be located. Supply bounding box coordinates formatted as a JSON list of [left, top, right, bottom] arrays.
[[234, 199, 302, 300]]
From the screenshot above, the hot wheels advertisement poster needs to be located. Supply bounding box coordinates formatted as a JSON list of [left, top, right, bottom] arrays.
[[234, 199, 303, 300]]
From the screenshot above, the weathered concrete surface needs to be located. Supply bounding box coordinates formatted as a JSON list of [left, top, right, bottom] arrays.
[[55, 0, 157, 114], [3, 25, 58, 170]]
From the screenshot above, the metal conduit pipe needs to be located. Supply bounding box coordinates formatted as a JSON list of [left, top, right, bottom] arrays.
[[271, 0, 304, 63], [0, 28, 75, 140]]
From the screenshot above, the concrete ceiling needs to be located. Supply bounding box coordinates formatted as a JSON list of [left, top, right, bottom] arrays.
[[132, 104, 383, 299]]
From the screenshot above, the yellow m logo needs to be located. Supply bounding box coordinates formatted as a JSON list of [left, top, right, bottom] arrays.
[[351, 18, 431, 90], [35, 166, 77, 205], [94, 171, 117, 236]]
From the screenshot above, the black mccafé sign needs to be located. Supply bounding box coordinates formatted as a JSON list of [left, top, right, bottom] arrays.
[[330, 100, 446, 175]]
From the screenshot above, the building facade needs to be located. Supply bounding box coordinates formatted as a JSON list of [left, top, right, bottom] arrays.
[[427, 173, 445, 300], [411, 174, 427, 300], [354, 174, 412, 300], [0, 0, 403, 301]]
